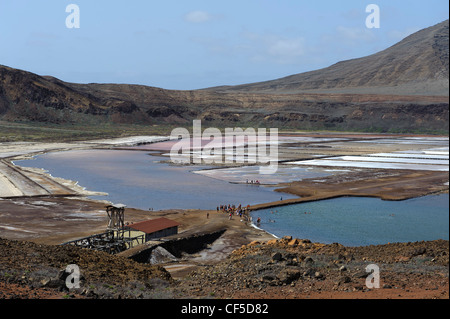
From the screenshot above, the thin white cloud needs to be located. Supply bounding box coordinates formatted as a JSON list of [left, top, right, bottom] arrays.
[[335, 26, 377, 43], [26, 32, 60, 48], [190, 36, 229, 54], [387, 26, 421, 41], [241, 32, 307, 64], [184, 11, 213, 23], [190, 31, 308, 66], [267, 37, 306, 60], [319, 25, 379, 55]]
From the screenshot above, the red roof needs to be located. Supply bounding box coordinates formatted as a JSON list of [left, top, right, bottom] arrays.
[[127, 217, 180, 234]]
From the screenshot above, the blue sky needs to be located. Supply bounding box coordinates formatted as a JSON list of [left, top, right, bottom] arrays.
[[0, 0, 448, 90]]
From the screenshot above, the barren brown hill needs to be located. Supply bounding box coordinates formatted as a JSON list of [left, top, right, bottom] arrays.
[[214, 20, 449, 96], [0, 20, 448, 133]]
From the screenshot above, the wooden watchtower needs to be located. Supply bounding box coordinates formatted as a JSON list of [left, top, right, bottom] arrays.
[[106, 204, 126, 239]]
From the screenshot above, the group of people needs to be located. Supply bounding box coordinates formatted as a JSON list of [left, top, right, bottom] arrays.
[[217, 203, 251, 220], [246, 179, 260, 184]]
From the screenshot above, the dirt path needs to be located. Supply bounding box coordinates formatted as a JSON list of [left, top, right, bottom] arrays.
[[251, 169, 448, 211]]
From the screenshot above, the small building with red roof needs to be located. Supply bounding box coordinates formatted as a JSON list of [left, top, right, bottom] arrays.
[[125, 217, 180, 241]]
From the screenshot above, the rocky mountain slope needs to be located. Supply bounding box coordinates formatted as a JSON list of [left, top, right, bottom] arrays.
[[215, 20, 449, 96], [0, 21, 448, 133]]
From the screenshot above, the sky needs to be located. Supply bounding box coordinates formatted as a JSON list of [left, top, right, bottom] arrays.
[[0, 0, 448, 90]]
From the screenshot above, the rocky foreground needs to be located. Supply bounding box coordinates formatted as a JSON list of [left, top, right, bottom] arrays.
[[176, 237, 449, 299], [0, 237, 172, 299], [0, 236, 448, 299]]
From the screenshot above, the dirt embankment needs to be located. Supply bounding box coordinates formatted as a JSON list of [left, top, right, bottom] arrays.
[[0, 237, 172, 299], [248, 169, 449, 212]]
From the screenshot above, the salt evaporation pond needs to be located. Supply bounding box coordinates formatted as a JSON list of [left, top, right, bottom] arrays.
[[251, 194, 449, 246], [193, 165, 343, 184], [14, 149, 297, 211]]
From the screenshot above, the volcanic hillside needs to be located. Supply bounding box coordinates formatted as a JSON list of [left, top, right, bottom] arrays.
[[215, 20, 449, 96], [0, 20, 448, 133]]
